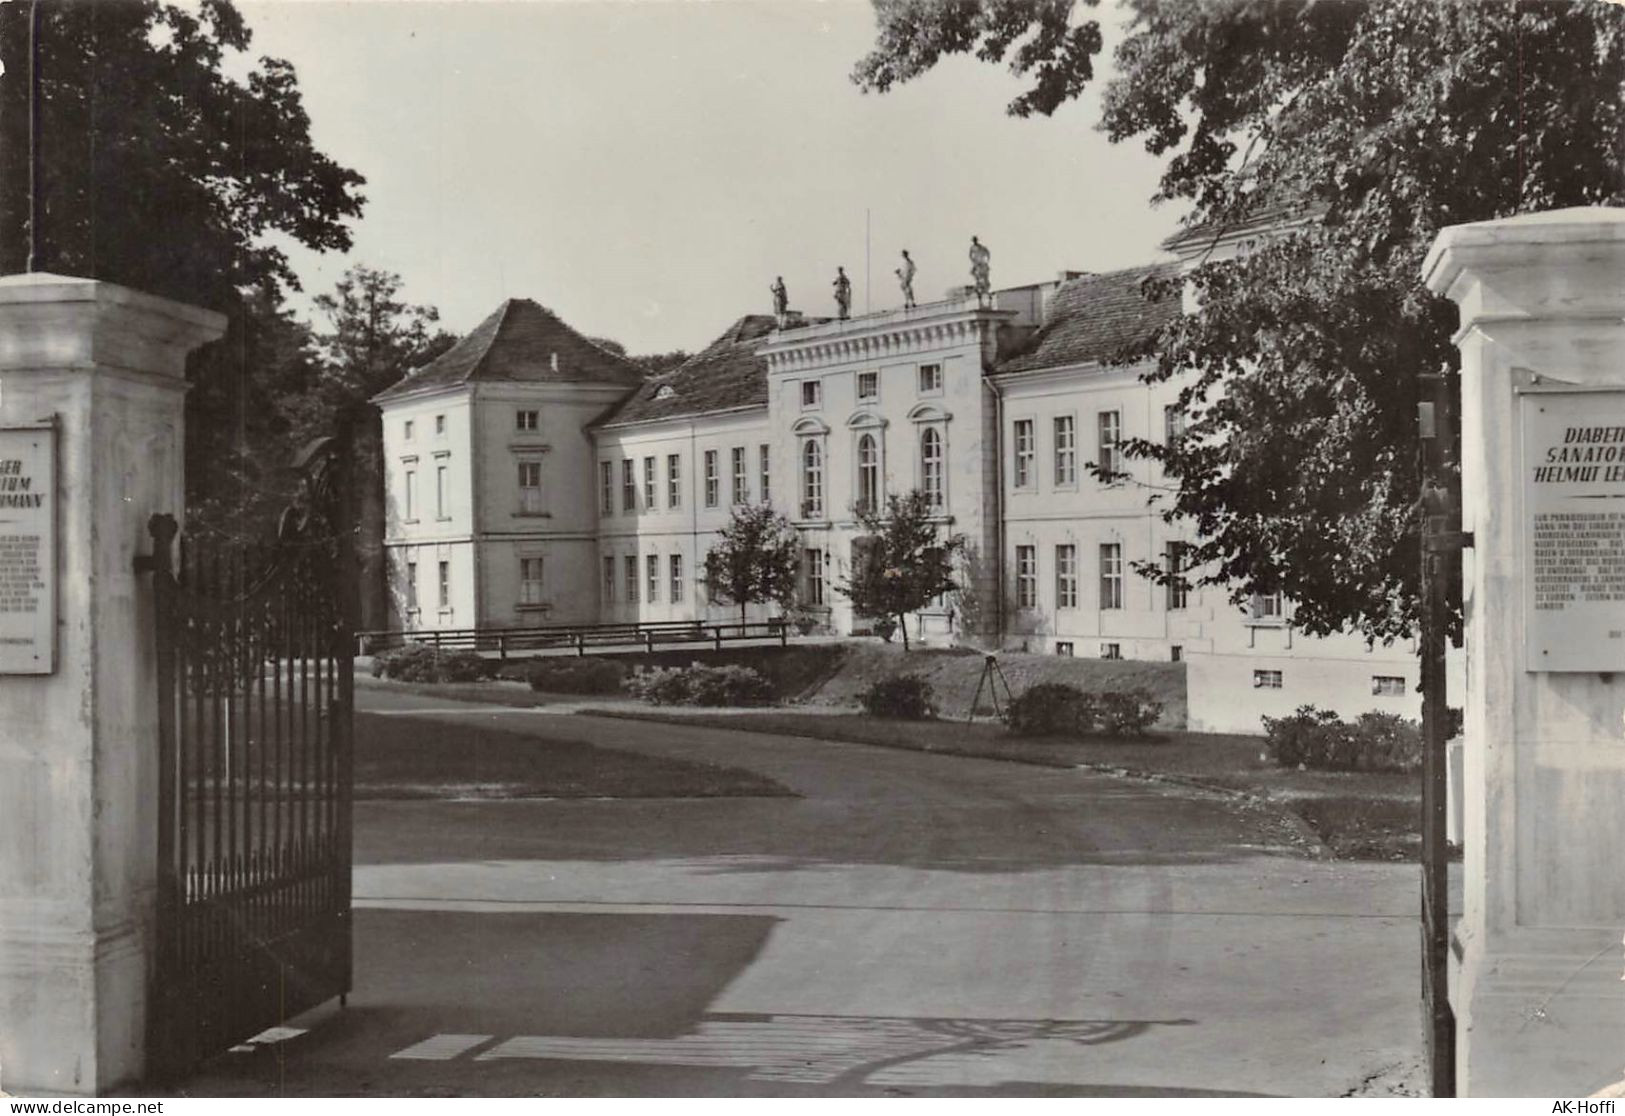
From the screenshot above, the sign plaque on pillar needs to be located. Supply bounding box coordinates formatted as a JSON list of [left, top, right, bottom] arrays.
[[0, 422, 55, 674], [1521, 389, 1625, 671]]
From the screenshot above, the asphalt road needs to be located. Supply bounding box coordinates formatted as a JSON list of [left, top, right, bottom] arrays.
[[179, 687, 1425, 1097]]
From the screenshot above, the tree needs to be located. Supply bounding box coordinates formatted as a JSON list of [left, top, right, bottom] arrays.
[[303, 265, 455, 630], [840, 490, 966, 650], [854, 0, 1625, 642], [0, 0, 367, 538], [702, 503, 801, 625]]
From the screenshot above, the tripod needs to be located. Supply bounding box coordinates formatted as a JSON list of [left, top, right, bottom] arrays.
[[966, 654, 1014, 723]]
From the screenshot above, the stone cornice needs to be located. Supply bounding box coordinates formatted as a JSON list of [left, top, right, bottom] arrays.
[[760, 298, 1017, 374]]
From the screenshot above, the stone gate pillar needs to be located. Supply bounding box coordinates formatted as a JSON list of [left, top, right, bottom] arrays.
[[0, 274, 224, 1095], [1424, 208, 1625, 1096]]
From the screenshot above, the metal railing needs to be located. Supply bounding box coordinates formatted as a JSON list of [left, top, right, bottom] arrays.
[[357, 617, 790, 658]]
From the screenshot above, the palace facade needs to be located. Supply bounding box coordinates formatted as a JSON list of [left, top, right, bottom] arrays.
[[373, 236, 1419, 733]]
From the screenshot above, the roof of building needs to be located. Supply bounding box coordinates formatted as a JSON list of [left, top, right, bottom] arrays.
[[996, 262, 1182, 374], [374, 298, 645, 402], [597, 314, 782, 427]]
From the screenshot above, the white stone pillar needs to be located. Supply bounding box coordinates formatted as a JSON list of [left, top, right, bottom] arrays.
[[0, 274, 225, 1095], [1424, 209, 1625, 1096]]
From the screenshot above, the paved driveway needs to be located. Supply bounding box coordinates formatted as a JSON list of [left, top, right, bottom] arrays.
[[180, 689, 1423, 1097]]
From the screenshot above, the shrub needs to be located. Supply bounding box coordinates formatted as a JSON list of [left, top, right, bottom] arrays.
[[373, 643, 490, 683], [1004, 682, 1096, 736], [526, 657, 626, 695], [626, 662, 772, 707], [1096, 689, 1163, 736], [1262, 705, 1422, 773], [858, 675, 933, 719], [871, 617, 898, 643]]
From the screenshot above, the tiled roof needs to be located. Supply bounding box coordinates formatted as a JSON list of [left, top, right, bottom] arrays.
[[597, 315, 781, 427], [997, 262, 1181, 374], [374, 298, 645, 402]]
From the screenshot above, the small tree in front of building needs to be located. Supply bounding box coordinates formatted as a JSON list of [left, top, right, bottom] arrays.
[[703, 503, 801, 625], [841, 490, 965, 651]]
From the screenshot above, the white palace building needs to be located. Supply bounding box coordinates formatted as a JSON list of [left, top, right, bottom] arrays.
[[373, 232, 1420, 733]]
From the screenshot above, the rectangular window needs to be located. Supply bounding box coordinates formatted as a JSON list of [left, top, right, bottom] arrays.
[[517, 409, 538, 432], [404, 419, 415, 441], [518, 461, 543, 514], [801, 380, 821, 409], [918, 363, 943, 394], [600, 461, 614, 515], [1055, 641, 1074, 657], [621, 459, 636, 513], [435, 414, 446, 435], [731, 446, 747, 505], [1166, 542, 1189, 610], [437, 560, 450, 609], [1372, 675, 1407, 696], [704, 449, 719, 507], [643, 456, 657, 510], [1164, 404, 1186, 445], [405, 561, 418, 610], [1055, 544, 1077, 609], [435, 464, 449, 519], [1251, 592, 1284, 622], [1099, 543, 1123, 610], [625, 555, 639, 603], [1098, 410, 1122, 479], [1015, 545, 1037, 609], [519, 556, 544, 605], [1054, 415, 1076, 486], [602, 556, 615, 604], [647, 554, 660, 603], [1254, 669, 1284, 689], [804, 549, 825, 606], [670, 554, 684, 603], [1101, 642, 1122, 660], [1013, 419, 1034, 488], [857, 370, 878, 400], [1171, 645, 1183, 662], [404, 468, 417, 520], [759, 444, 771, 503], [667, 454, 682, 509]]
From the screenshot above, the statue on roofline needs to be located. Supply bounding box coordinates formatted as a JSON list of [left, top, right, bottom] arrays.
[[969, 236, 992, 307], [896, 249, 917, 309], [770, 276, 789, 324], [833, 266, 852, 320]]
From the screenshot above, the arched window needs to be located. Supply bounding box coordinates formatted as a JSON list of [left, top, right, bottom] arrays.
[[801, 439, 824, 518], [920, 427, 944, 509], [857, 433, 879, 514]]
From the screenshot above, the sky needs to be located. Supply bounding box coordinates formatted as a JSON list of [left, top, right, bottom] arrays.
[[235, 0, 1186, 356]]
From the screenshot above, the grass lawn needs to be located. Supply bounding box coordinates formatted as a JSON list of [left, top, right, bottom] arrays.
[[586, 707, 1421, 859], [352, 710, 793, 800]]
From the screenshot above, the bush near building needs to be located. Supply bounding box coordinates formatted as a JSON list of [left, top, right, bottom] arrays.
[[857, 675, 934, 720], [1003, 682, 1162, 738], [371, 643, 492, 683], [526, 657, 626, 695], [1262, 705, 1422, 773], [626, 663, 773, 707]]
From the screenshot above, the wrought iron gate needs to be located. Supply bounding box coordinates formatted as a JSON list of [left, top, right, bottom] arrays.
[[140, 437, 356, 1082]]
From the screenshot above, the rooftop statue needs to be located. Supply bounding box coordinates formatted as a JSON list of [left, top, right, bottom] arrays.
[[770, 276, 789, 322], [969, 236, 992, 306], [896, 250, 917, 309], [833, 266, 852, 321]]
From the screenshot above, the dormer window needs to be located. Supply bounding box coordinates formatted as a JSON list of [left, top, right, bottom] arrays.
[[655, 385, 675, 401]]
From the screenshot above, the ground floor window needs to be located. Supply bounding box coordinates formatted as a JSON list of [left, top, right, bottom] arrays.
[[1101, 642, 1121, 660], [519, 556, 544, 605], [1254, 669, 1283, 689], [1099, 544, 1123, 610], [603, 556, 615, 604], [1372, 675, 1406, 696], [625, 555, 639, 603], [670, 554, 684, 602], [1015, 545, 1036, 608], [437, 560, 450, 609], [1055, 544, 1077, 609], [1055, 641, 1073, 657], [405, 561, 418, 611], [804, 549, 825, 606], [1171, 645, 1183, 662], [647, 554, 661, 603]]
